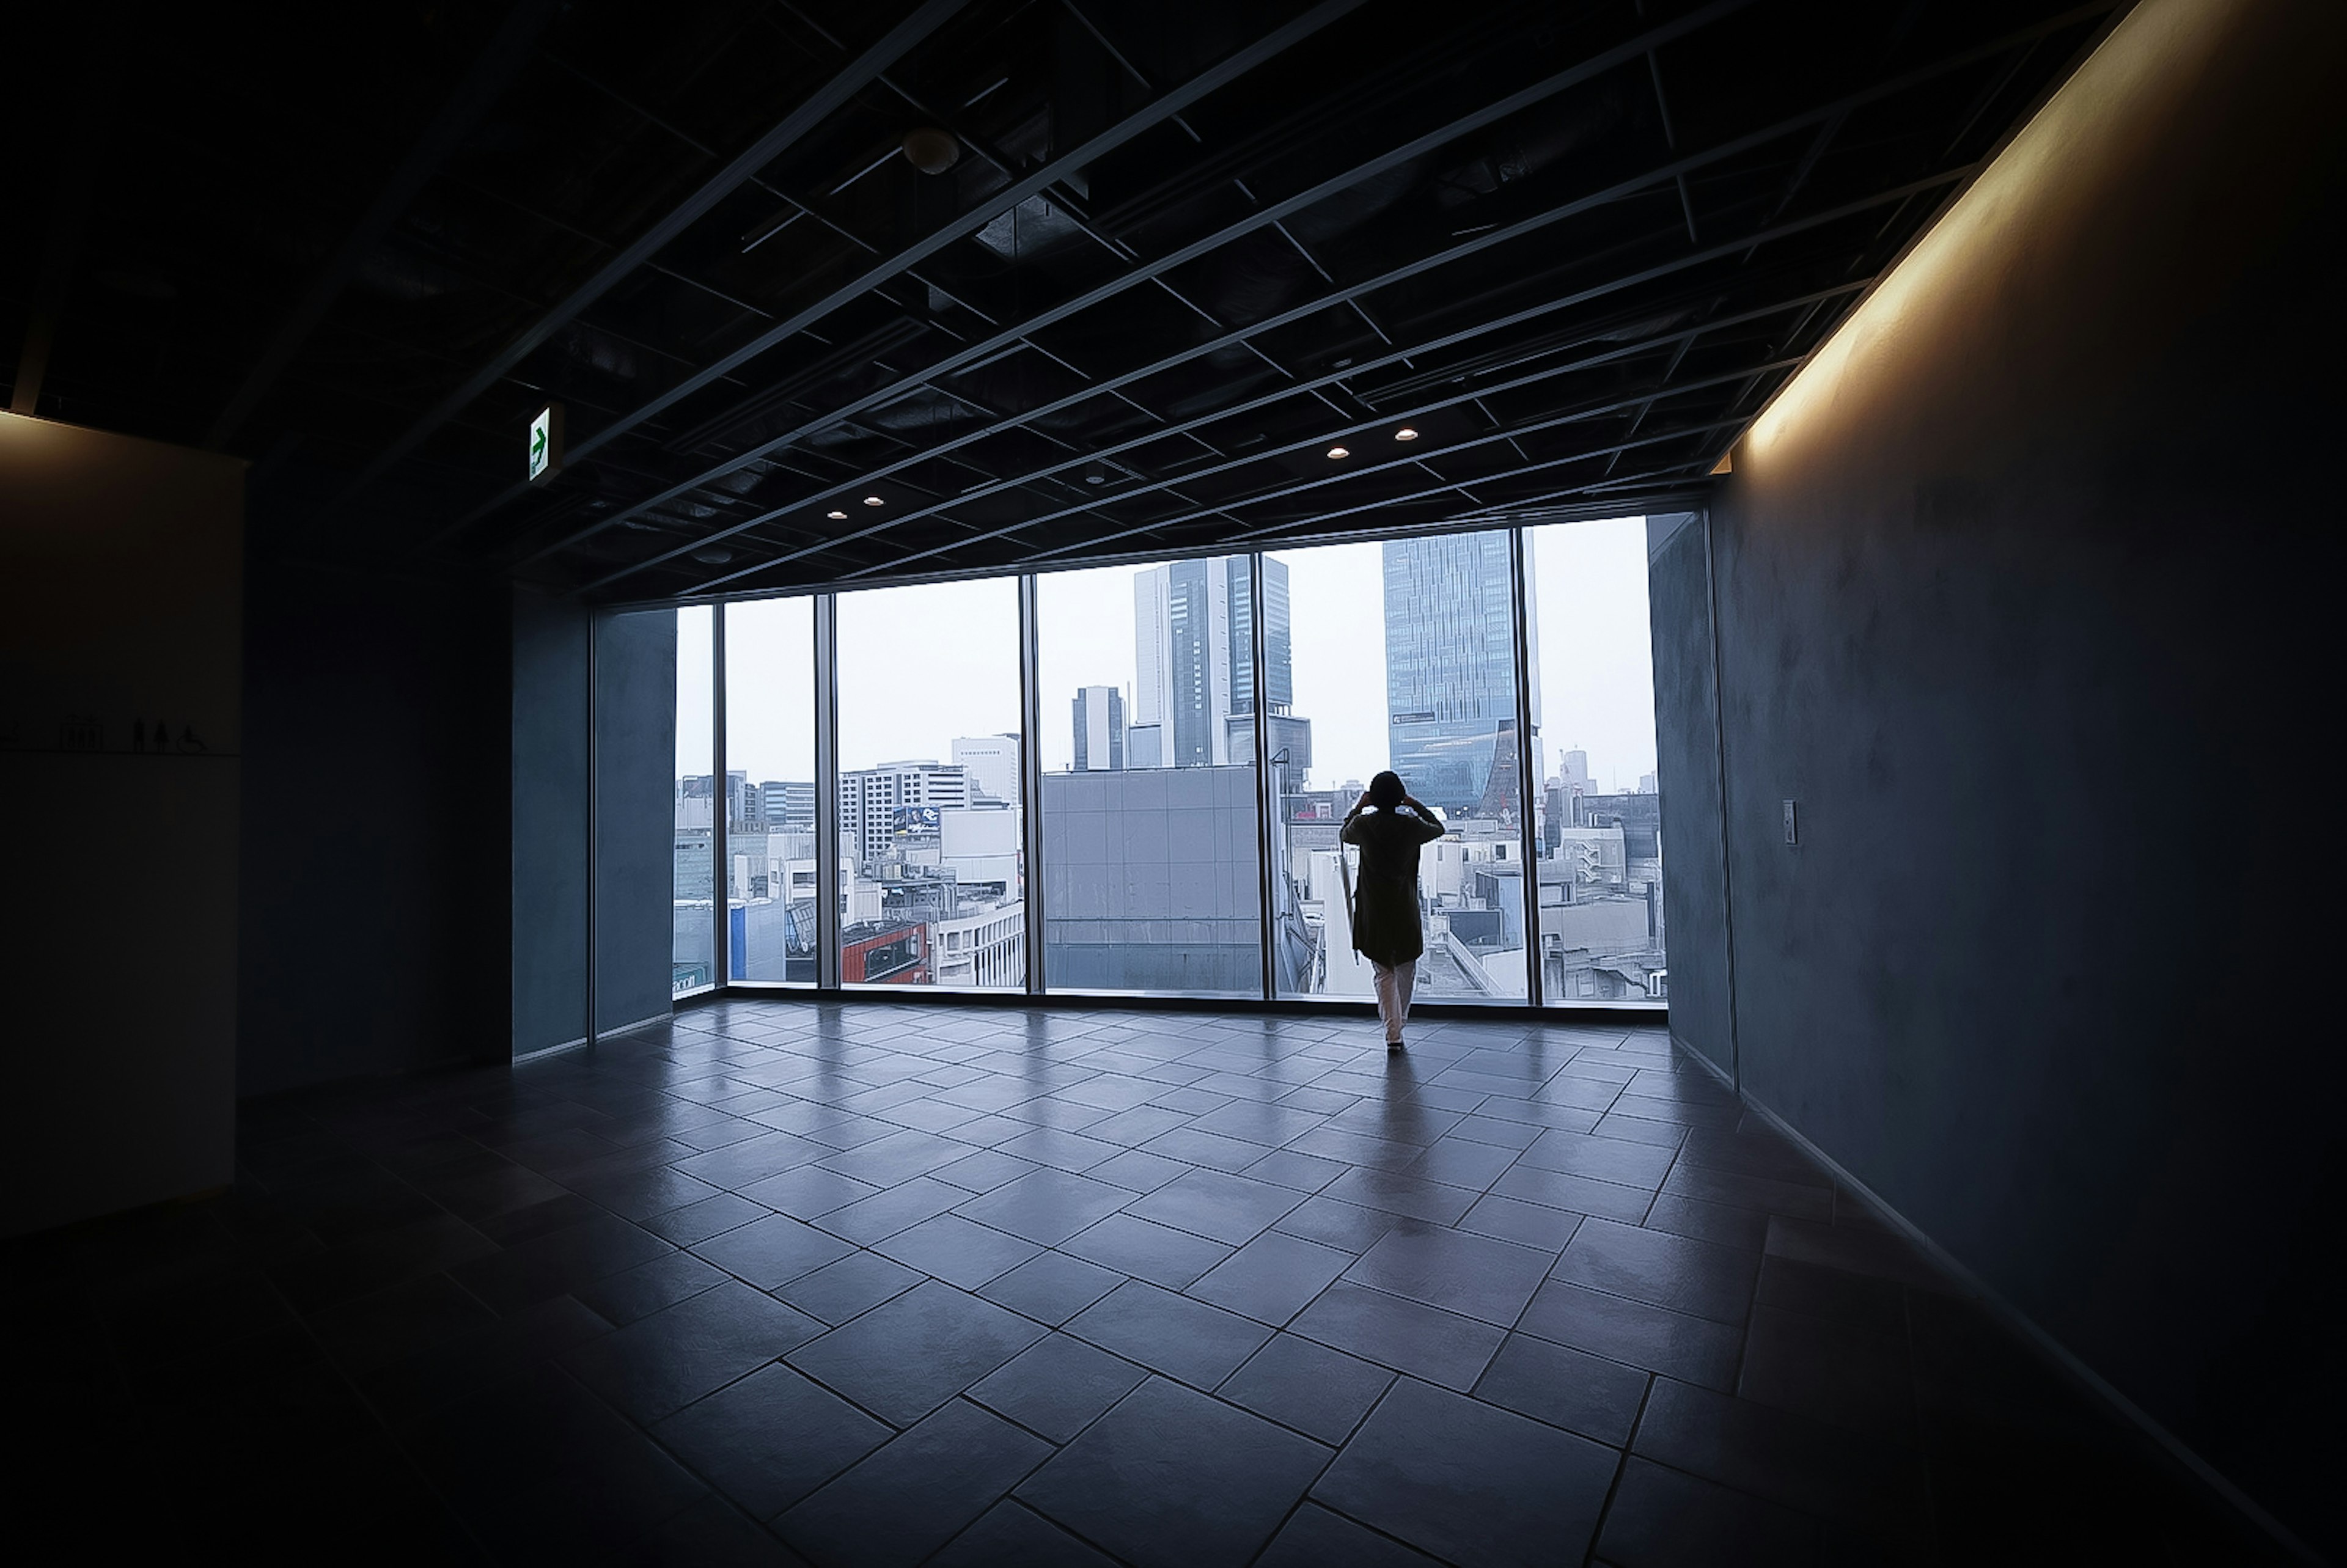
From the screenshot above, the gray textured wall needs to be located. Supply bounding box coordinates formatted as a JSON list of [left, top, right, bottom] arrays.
[[593, 609, 679, 1033], [1645, 513, 1732, 1080], [1695, 0, 2344, 1548], [512, 588, 589, 1056]]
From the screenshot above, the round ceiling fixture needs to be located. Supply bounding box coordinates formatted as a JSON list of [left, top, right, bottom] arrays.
[[1394, 427, 1419, 442], [689, 544, 734, 565], [1327, 446, 1350, 460], [863, 496, 885, 507], [902, 128, 961, 174], [1084, 461, 1106, 485], [827, 510, 848, 519]]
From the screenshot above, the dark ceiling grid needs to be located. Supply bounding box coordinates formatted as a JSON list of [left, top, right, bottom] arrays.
[[329, 0, 977, 513], [485, 0, 1573, 571], [2, 1, 2117, 599], [200, 0, 568, 453], [420, 0, 1368, 559], [819, 285, 1865, 585], [524, 0, 1761, 587], [650, 1, 2105, 598]]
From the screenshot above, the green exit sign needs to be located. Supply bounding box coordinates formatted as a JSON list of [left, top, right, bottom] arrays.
[[529, 403, 565, 483]]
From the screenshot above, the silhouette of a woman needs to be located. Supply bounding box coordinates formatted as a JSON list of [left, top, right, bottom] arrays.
[[1340, 771, 1447, 1051]]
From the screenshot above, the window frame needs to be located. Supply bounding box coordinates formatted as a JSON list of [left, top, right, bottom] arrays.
[[614, 518, 1669, 1016]]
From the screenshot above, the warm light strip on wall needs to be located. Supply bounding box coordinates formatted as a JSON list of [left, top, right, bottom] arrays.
[[1742, 0, 2235, 464]]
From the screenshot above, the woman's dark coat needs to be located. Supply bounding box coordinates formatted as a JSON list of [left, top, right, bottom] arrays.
[[1340, 805, 1447, 966]]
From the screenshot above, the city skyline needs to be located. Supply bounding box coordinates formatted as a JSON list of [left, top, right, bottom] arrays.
[[683, 518, 1662, 800]]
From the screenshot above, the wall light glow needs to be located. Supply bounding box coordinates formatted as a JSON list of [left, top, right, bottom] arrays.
[[1743, 0, 2239, 466]]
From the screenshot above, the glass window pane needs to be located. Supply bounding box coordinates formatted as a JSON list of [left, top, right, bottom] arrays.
[[1035, 559, 1265, 996], [1270, 534, 1529, 1002], [723, 598, 816, 985], [1524, 518, 1667, 1007], [672, 604, 715, 997], [834, 578, 1026, 989]]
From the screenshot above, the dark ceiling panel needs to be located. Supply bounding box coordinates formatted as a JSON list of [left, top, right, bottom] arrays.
[[5, 0, 2123, 597]]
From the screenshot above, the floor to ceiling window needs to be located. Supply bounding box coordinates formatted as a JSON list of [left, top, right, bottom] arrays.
[[722, 598, 815, 985], [641, 516, 1664, 1011], [833, 577, 1026, 989], [1034, 559, 1265, 995], [1524, 518, 1667, 1005], [672, 604, 715, 996], [1268, 534, 1530, 1003]]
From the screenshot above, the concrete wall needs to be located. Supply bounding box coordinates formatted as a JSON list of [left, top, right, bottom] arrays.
[[512, 588, 589, 1055], [1648, 513, 1733, 1077], [1681, 0, 2345, 1549], [0, 414, 243, 1235], [1041, 764, 1262, 994], [593, 609, 678, 1033], [238, 559, 508, 1094], [508, 598, 678, 1053]]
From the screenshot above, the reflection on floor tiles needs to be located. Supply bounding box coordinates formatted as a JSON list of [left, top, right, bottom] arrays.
[[7, 1003, 2285, 1564]]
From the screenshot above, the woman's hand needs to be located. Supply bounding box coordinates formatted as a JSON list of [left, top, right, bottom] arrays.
[[1356, 790, 1374, 810]]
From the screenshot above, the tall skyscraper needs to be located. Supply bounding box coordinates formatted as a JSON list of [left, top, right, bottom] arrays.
[[1072, 686, 1124, 771], [1383, 533, 1529, 815], [1129, 556, 1293, 769]]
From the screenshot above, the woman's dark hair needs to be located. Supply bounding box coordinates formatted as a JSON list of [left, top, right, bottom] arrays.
[[1368, 771, 1405, 809]]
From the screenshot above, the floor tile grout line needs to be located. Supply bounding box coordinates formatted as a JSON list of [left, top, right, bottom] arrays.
[[1579, 1372, 1656, 1568]]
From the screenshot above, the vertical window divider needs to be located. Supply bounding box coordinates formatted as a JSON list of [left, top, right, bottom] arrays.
[[814, 593, 843, 992], [1249, 552, 1275, 1002], [1509, 529, 1545, 1007], [710, 602, 729, 994], [1018, 574, 1046, 994], [586, 607, 601, 1046]]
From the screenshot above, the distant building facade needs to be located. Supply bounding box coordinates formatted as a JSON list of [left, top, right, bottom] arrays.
[[839, 761, 969, 864], [1129, 555, 1298, 770], [1040, 764, 1260, 992], [760, 779, 815, 829], [1383, 533, 1535, 816], [1072, 685, 1123, 772], [951, 736, 1021, 805]]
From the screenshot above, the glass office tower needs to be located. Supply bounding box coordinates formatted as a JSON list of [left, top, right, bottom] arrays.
[[1383, 533, 1533, 817]]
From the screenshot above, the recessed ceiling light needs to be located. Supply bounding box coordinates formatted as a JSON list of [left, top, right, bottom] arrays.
[[1327, 446, 1350, 460], [863, 496, 884, 506], [690, 545, 733, 565], [1394, 427, 1419, 441], [827, 510, 848, 519]]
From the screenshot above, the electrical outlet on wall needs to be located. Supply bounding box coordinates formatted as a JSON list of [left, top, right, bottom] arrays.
[[1782, 799, 1798, 845]]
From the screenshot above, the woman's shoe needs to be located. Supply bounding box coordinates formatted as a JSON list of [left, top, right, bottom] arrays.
[[1386, 1038, 1405, 1053]]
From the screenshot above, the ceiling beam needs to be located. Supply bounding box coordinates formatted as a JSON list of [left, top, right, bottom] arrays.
[[332, 0, 975, 510]]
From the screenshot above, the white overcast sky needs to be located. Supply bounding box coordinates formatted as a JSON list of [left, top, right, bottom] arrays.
[[678, 515, 1659, 796]]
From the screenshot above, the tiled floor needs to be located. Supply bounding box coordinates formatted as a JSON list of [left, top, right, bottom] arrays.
[[9, 1002, 2284, 1564]]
